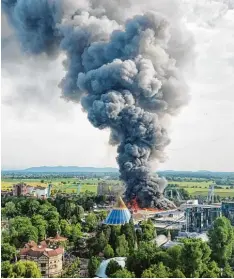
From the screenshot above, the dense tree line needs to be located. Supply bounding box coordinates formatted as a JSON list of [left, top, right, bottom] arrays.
[[1, 194, 108, 277], [1, 193, 234, 278], [1, 261, 41, 278], [88, 217, 234, 278]]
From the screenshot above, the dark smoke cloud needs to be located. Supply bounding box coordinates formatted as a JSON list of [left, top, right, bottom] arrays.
[[2, 0, 193, 208], [2, 0, 62, 55]]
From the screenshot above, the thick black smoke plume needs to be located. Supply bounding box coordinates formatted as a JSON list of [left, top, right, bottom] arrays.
[[3, 0, 192, 208]]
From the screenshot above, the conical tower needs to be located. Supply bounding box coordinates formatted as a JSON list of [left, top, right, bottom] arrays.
[[104, 196, 131, 225]]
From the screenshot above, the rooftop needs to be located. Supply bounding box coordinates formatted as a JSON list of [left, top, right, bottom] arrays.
[[20, 241, 64, 258], [114, 197, 127, 209], [46, 233, 67, 242], [104, 197, 131, 225], [96, 257, 126, 278]]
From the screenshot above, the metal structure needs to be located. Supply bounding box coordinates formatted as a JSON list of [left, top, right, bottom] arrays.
[[164, 186, 183, 202], [221, 201, 234, 225], [184, 205, 221, 233], [207, 184, 215, 204]]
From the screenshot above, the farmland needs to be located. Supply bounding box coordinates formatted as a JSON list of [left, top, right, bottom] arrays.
[[0, 177, 122, 194], [169, 180, 234, 198], [1, 176, 234, 198]]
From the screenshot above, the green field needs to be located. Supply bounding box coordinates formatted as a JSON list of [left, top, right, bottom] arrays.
[[0, 178, 122, 194], [170, 180, 234, 197], [1, 178, 233, 198]]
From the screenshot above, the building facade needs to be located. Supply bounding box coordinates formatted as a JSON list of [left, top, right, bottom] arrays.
[[34, 186, 49, 198], [12, 183, 28, 196], [20, 241, 64, 277]]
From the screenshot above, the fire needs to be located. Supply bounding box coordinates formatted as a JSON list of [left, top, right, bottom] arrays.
[[128, 197, 140, 212], [128, 197, 164, 213]]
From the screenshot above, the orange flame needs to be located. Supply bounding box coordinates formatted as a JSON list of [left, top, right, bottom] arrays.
[[128, 197, 165, 213]]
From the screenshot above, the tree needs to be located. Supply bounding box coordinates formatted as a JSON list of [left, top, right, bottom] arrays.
[[126, 241, 158, 277], [31, 215, 47, 241], [106, 260, 122, 277], [96, 231, 108, 252], [166, 245, 183, 270], [222, 263, 234, 278], [85, 212, 98, 232], [72, 223, 83, 246], [180, 189, 190, 199], [140, 220, 156, 241], [28, 200, 40, 216], [208, 217, 234, 267], [97, 210, 108, 221], [112, 268, 135, 278], [22, 261, 41, 278], [74, 205, 84, 221], [10, 261, 41, 278], [201, 261, 220, 278], [116, 235, 129, 257], [121, 221, 136, 252], [10, 217, 39, 247], [60, 219, 72, 238], [64, 257, 80, 277], [47, 219, 60, 237], [3, 202, 17, 218], [102, 225, 112, 242], [141, 262, 170, 278], [1, 243, 17, 262], [104, 244, 115, 259], [45, 209, 60, 222], [170, 269, 186, 278], [13, 261, 26, 277], [88, 256, 101, 277], [109, 225, 121, 251], [1, 261, 13, 278], [181, 239, 211, 278]]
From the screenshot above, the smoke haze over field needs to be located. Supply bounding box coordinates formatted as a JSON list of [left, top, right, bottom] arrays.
[[1, 0, 234, 193]]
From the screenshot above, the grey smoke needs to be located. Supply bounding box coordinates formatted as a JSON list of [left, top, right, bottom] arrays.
[[2, 0, 194, 208]]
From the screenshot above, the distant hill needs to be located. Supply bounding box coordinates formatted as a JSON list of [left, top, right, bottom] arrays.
[[15, 166, 119, 173], [1, 166, 234, 178]]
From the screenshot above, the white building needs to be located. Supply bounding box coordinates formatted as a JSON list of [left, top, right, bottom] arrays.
[[34, 187, 49, 198]]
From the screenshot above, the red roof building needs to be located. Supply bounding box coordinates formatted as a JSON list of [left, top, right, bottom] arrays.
[[20, 241, 64, 277]]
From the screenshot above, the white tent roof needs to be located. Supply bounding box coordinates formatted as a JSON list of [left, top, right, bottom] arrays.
[[95, 257, 126, 278]]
